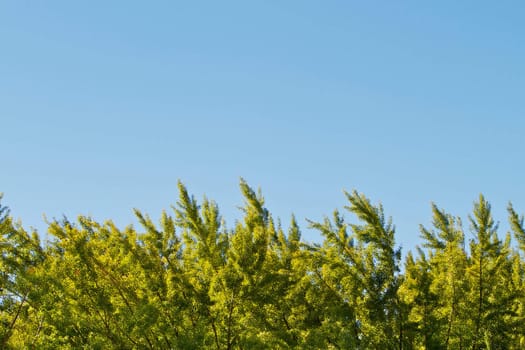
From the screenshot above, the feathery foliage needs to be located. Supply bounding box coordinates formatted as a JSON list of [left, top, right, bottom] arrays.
[[0, 184, 524, 348]]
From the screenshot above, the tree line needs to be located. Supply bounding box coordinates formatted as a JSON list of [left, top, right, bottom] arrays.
[[1, 180, 524, 349]]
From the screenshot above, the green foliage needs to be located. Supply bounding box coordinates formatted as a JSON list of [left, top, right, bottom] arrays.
[[1, 184, 525, 348]]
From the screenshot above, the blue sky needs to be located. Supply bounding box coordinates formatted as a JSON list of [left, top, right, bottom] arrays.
[[2, 1, 524, 254]]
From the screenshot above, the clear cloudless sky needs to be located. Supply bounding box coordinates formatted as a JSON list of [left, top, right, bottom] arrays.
[[1, 1, 525, 255]]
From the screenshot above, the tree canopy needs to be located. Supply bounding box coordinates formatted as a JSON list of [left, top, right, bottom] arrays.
[[1, 183, 524, 349]]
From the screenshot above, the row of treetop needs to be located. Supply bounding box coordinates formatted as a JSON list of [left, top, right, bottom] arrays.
[[1, 180, 525, 349]]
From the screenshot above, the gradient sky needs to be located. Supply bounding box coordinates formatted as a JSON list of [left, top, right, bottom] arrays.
[[2, 1, 525, 254]]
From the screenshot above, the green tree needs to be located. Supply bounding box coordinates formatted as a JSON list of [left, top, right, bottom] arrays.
[[309, 191, 402, 349], [401, 203, 469, 349], [466, 195, 514, 349], [0, 196, 45, 348]]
